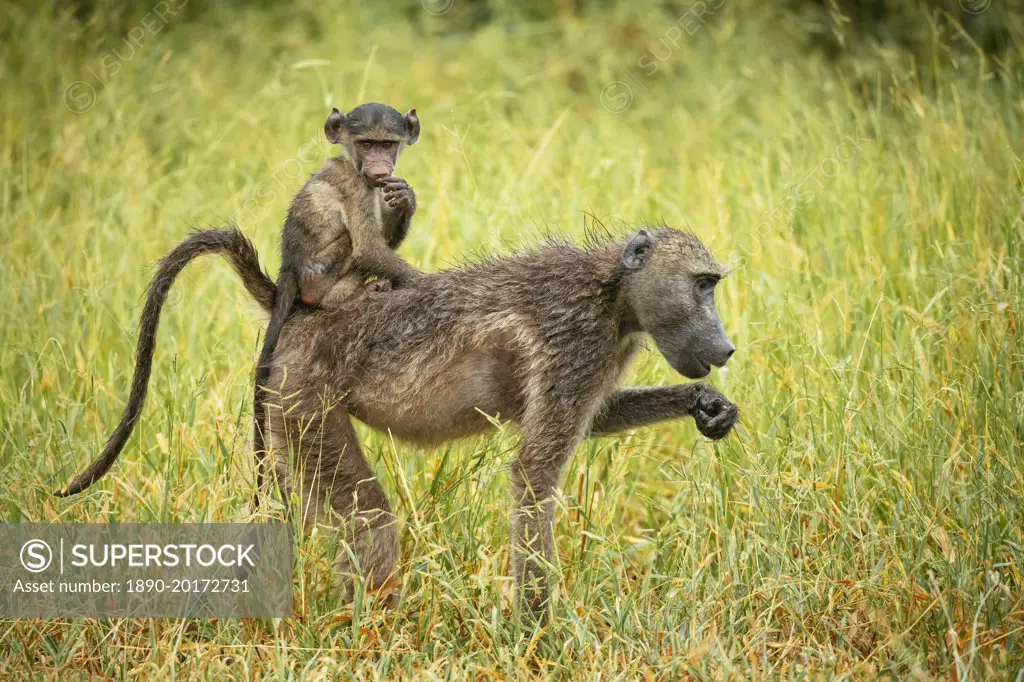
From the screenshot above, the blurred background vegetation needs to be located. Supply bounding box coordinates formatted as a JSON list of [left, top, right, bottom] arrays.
[[1, 0, 1023, 679], [32, 0, 1024, 53]]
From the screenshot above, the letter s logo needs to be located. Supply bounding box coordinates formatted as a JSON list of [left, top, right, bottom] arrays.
[[20, 540, 53, 573]]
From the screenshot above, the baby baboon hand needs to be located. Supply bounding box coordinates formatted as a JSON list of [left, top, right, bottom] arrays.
[[379, 176, 416, 214], [692, 385, 738, 440], [365, 279, 392, 293]]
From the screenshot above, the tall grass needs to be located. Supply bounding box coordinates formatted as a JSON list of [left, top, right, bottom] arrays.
[[1, 0, 1022, 678]]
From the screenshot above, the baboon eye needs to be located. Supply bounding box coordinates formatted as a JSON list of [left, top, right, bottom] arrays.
[[360, 141, 373, 151], [696, 277, 717, 296], [381, 141, 394, 150]]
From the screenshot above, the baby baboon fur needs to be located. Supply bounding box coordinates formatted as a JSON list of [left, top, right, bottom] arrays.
[[58, 225, 739, 617]]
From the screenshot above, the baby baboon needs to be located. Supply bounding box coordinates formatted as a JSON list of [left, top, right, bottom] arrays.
[[57, 224, 738, 619], [252, 103, 422, 509]]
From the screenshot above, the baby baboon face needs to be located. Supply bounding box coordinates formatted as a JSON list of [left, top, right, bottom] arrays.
[[622, 229, 735, 379], [325, 103, 420, 186]]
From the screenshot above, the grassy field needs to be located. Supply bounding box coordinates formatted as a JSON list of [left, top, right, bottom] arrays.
[[2, 0, 1023, 678]]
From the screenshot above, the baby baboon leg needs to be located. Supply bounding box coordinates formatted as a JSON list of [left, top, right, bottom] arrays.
[[319, 276, 362, 309]]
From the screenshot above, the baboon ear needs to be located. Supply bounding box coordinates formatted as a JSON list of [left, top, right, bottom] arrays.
[[621, 230, 654, 270], [403, 108, 420, 145], [325, 108, 346, 144]]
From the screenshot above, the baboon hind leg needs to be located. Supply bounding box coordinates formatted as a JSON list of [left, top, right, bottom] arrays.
[[269, 405, 399, 601], [510, 408, 587, 620]]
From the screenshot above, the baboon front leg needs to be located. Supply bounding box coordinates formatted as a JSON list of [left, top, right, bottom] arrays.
[[270, 407, 399, 599], [509, 418, 586, 619], [589, 383, 738, 440]]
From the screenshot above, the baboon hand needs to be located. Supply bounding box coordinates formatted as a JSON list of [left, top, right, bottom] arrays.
[[379, 176, 416, 214], [692, 385, 738, 440]]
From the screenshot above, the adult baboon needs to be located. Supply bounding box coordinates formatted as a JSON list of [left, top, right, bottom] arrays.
[[59, 225, 739, 617]]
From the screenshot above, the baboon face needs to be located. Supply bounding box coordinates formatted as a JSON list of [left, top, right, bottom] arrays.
[[622, 229, 735, 379], [325, 103, 420, 186]]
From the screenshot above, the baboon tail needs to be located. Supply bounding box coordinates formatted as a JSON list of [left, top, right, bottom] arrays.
[[250, 273, 298, 512], [55, 226, 275, 497]]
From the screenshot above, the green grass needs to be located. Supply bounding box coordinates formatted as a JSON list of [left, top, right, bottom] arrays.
[[2, 1, 1023, 678]]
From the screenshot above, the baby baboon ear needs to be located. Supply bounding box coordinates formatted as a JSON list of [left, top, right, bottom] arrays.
[[325, 108, 346, 144], [403, 108, 420, 145], [621, 230, 654, 270]]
